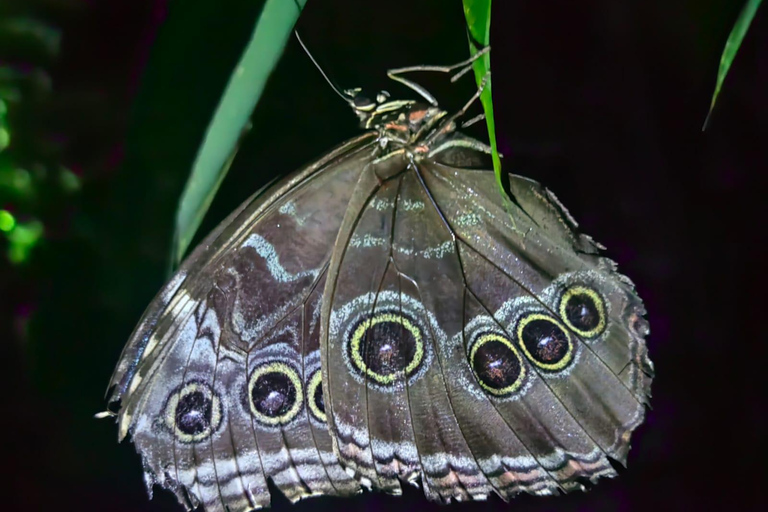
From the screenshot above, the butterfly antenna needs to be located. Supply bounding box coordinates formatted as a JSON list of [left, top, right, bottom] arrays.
[[295, 31, 354, 104]]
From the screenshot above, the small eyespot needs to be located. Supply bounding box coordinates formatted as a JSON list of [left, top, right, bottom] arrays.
[[306, 370, 326, 424], [469, 333, 526, 396], [247, 362, 303, 426], [516, 313, 574, 371], [348, 311, 424, 385], [559, 286, 607, 338], [164, 381, 222, 443]]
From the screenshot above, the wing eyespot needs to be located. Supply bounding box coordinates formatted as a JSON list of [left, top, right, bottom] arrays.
[[247, 362, 303, 426], [558, 285, 607, 339], [163, 381, 222, 443], [515, 313, 574, 372], [469, 332, 527, 397], [306, 369, 326, 424], [347, 311, 424, 386], [333, 291, 437, 391]]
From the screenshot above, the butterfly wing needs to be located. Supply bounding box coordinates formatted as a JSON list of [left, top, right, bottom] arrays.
[[107, 133, 377, 511], [320, 141, 652, 502]]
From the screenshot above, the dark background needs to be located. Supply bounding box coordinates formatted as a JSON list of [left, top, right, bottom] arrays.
[[2, 0, 765, 511]]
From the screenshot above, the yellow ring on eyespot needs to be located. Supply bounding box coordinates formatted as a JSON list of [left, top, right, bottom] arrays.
[[247, 362, 303, 426], [516, 313, 574, 371], [469, 333, 526, 396], [164, 382, 222, 443], [559, 286, 607, 338], [350, 312, 423, 385], [307, 370, 326, 423]]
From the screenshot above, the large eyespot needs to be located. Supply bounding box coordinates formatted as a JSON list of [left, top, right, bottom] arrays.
[[469, 333, 526, 396], [559, 286, 607, 338], [306, 369, 326, 423], [247, 362, 303, 426], [164, 381, 222, 443], [333, 291, 437, 390], [516, 313, 574, 371], [348, 311, 424, 386]]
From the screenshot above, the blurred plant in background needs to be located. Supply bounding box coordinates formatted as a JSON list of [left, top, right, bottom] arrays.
[[0, 3, 80, 266]]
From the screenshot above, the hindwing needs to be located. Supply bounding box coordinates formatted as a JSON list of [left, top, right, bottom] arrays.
[[320, 144, 652, 502]]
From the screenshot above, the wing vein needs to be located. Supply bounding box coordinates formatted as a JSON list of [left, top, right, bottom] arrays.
[[411, 163, 610, 488]]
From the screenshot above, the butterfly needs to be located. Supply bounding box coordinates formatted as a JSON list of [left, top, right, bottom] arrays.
[[104, 45, 653, 512]]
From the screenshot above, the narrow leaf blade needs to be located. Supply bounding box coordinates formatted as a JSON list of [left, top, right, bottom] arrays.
[[172, 0, 307, 265], [704, 0, 762, 129], [462, 0, 503, 197]]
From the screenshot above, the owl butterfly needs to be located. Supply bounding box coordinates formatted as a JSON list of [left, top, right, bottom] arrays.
[[105, 45, 653, 512]]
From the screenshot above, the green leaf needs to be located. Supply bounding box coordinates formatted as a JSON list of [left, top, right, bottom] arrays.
[[703, 0, 763, 129], [462, 0, 503, 198], [172, 0, 307, 265]]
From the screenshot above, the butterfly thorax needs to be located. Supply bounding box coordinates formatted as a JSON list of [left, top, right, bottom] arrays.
[[349, 91, 453, 159]]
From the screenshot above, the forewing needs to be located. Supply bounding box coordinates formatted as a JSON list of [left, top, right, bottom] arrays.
[[107, 134, 375, 511]]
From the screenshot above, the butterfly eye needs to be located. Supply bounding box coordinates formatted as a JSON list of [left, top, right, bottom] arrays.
[[353, 95, 376, 111], [247, 362, 303, 426], [559, 286, 607, 339], [306, 369, 326, 424], [516, 313, 574, 372], [163, 381, 222, 443], [469, 333, 526, 397], [348, 311, 424, 386]]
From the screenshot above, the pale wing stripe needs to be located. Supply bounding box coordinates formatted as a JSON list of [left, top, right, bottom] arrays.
[[241, 233, 320, 283]]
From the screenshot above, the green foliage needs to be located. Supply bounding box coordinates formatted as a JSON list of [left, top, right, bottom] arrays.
[[463, 0, 503, 197], [704, 0, 763, 129], [0, 208, 14, 231], [171, 0, 307, 266], [0, 12, 66, 265], [5, 216, 42, 263], [0, 164, 33, 199]]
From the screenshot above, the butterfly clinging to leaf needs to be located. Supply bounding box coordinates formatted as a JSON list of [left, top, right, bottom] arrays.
[[104, 40, 653, 512]]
